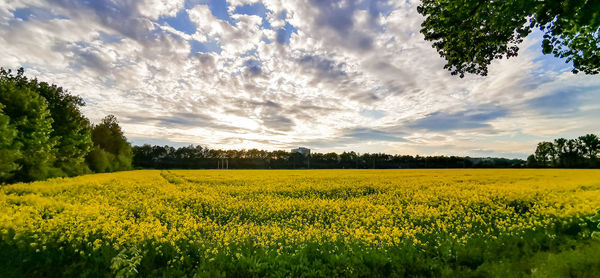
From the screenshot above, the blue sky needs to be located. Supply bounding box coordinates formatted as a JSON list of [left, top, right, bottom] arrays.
[[0, 0, 598, 158]]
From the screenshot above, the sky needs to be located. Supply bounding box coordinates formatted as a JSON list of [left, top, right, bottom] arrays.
[[0, 0, 599, 158]]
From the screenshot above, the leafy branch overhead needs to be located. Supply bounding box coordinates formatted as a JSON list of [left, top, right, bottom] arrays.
[[417, 0, 600, 77]]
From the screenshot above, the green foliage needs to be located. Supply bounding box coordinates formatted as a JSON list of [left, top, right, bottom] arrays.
[[0, 67, 129, 182], [417, 0, 600, 77], [0, 68, 57, 182], [1, 222, 600, 277], [532, 133, 600, 168], [528, 241, 600, 278], [590, 209, 600, 240], [35, 81, 93, 176], [0, 104, 21, 181], [87, 115, 132, 172], [534, 141, 556, 167], [86, 146, 113, 173], [111, 247, 143, 278], [579, 134, 600, 160]]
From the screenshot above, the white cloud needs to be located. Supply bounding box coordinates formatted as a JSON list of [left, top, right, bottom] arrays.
[[188, 5, 225, 38], [0, 0, 598, 158], [138, 0, 185, 20]]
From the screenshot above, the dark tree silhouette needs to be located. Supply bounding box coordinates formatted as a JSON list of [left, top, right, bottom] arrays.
[[132, 145, 524, 170]]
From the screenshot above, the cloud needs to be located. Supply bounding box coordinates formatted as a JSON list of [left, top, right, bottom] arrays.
[[261, 114, 294, 131], [139, 0, 185, 20], [46, 0, 155, 41], [345, 128, 405, 142], [123, 112, 255, 132], [527, 88, 589, 116], [298, 54, 346, 79], [0, 0, 599, 158], [359, 109, 385, 119], [409, 106, 509, 132]]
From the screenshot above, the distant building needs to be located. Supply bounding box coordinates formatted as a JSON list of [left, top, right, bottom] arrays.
[[291, 147, 311, 157]]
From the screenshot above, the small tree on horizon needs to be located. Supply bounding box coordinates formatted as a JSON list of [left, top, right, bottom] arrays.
[[86, 115, 132, 173]]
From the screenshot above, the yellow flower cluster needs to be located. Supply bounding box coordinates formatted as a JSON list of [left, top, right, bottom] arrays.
[[1, 169, 599, 257]]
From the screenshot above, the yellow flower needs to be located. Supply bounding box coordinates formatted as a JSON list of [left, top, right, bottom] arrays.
[[0, 169, 598, 255]]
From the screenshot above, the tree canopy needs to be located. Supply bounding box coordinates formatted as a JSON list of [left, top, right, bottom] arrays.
[[0, 68, 56, 181], [417, 0, 600, 77], [34, 78, 93, 176], [0, 68, 132, 183], [0, 103, 21, 180], [529, 134, 600, 168], [86, 115, 132, 173]]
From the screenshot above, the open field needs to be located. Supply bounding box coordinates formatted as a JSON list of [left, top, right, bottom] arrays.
[[1, 169, 600, 277]]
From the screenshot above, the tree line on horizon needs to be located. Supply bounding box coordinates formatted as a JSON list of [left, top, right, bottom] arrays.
[[132, 144, 526, 170], [528, 134, 600, 168], [134, 134, 600, 170], [0, 68, 132, 183]]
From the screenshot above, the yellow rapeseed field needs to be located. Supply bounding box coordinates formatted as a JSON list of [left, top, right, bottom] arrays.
[[1, 169, 600, 276]]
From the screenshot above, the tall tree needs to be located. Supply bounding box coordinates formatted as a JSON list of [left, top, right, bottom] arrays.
[[0, 68, 56, 181], [417, 0, 600, 77], [34, 81, 93, 176], [534, 141, 555, 167], [579, 134, 600, 160], [563, 139, 583, 167], [554, 138, 568, 167]]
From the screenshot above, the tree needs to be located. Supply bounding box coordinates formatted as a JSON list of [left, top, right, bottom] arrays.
[[34, 81, 93, 176], [86, 146, 112, 173], [554, 138, 568, 167], [290, 151, 305, 169], [324, 152, 339, 163], [562, 138, 583, 168], [132, 144, 154, 169], [534, 141, 555, 167], [526, 154, 537, 167], [339, 151, 359, 169], [529, 134, 600, 168], [578, 134, 600, 160], [87, 115, 132, 172], [0, 104, 21, 181], [417, 0, 600, 77], [0, 68, 57, 181]]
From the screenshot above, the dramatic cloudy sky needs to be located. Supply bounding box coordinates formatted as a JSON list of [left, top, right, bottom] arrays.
[[1, 0, 598, 158]]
